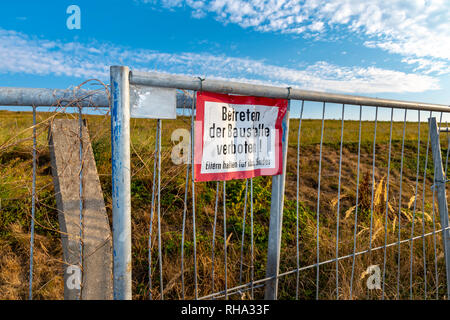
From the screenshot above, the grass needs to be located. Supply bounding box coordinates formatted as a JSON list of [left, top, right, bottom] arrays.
[[0, 109, 449, 300]]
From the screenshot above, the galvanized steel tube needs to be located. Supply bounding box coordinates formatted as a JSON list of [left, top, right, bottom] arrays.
[[130, 70, 450, 112], [110, 66, 132, 300], [0, 87, 109, 107]]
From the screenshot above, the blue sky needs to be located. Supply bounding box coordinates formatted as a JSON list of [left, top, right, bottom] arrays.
[[1, 0, 449, 120]]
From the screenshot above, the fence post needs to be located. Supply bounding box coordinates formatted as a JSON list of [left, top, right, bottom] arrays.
[[110, 66, 132, 300], [429, 116, 450, 299], [265, 101, 290, 300]]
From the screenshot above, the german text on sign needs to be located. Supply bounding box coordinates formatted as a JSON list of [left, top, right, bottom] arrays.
[[194, 91, 288, 182]]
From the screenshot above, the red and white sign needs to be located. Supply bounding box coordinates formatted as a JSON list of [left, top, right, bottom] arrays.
[[194, 91, 288, 182]]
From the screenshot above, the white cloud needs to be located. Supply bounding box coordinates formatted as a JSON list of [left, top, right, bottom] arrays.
[[0, 29, 109, 78], [150, 0, 450, 74], [0, 28, 440, 94], [401, 57, 450, 76]]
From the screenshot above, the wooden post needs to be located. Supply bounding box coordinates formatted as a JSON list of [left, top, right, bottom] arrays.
[[49, 119, 113, 300]]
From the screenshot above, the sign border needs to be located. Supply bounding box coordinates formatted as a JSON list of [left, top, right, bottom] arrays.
[[194, 91, 288, 182]]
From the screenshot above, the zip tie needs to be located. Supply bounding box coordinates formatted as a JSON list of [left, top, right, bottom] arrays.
[[286, 86, 292, 100], [197, 77, 205, 93], [431, 179, 449, 190]]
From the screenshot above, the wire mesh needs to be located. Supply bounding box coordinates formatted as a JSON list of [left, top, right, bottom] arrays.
[[1, 85, 450, 300]]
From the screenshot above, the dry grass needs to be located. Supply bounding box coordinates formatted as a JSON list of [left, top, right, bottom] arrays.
[[0, 223, 63, 299]]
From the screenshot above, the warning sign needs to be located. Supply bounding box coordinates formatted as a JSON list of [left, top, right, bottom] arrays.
[[194, 91, 288, 182]]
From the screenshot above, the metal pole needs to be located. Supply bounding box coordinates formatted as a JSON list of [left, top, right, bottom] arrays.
[[1, 83, 449, 112], [129, 71, 450, 112], [1, 76, 449, 112], [429, 116, 450, 299], [0, 87, 109, 107], [110, 66, 132, 300], [264, 100, 290, 300], [29, 105, 37, 300]]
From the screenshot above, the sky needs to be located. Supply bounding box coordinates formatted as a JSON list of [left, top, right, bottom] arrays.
[[0, 0, 449, 120]]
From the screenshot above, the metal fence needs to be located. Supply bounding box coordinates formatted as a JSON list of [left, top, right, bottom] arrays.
[[0, 65, 449, 300]]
